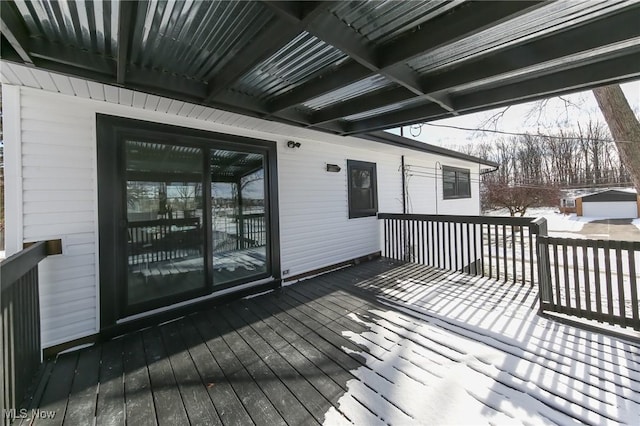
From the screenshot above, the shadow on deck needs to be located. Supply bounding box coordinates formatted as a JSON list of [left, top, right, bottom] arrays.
[[15, 258, 640, 425]]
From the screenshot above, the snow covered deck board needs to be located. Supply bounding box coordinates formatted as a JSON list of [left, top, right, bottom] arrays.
[[18, 259, 640, 425]]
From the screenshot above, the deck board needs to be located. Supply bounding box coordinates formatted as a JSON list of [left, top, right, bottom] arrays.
[[65, 345, 101, 426], [219, 306, 329, 423], [176, 318, 252, 426], [95, 338, 125, 426], [231, 301, 347, 409], [21, 258, 640, 425], [240, 300, 354, 400], [141, 327, 189, 426], [122, 333, 156, 426], [34, 352, 77, 426], [191, 312, 287, 426], [214, 306, 320, 425], [158, 322, 222, 426]]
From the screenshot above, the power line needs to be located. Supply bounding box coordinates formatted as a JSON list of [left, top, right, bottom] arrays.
[[422, 122, 639, 144], [404, 168, 631, 188]]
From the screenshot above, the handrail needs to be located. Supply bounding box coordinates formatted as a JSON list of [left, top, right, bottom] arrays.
[[1, 242, 48, 290], [378, 212, 544, 227], [378, 213, 548, 286], [1, 239, 61, 419]]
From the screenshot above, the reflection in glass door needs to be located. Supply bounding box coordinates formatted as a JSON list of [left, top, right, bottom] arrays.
[[125, 141, 206, 307], [211, 149, 268, 286]]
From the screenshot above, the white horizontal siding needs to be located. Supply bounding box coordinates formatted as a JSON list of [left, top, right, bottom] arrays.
[[4, 64, 486, 348], [18, 88, 98, 347], [278, 140, 402, 278], [405, 155, 481, 215]]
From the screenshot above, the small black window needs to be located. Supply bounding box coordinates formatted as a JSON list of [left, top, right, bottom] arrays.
[[347, 160, 378, 218], [442, 166, 471, 199]]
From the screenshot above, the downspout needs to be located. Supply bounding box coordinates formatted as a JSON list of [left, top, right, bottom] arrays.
[[401, 155, 409, 261], [401, 155, 407, 214], [434, 161, 441, 214]]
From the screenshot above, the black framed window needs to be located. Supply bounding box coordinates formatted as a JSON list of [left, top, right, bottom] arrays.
[[442, 166, 471, 199], [347, 160, 378, 218]]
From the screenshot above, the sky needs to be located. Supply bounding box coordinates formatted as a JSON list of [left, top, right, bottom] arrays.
[[387, 80, 640, 147]]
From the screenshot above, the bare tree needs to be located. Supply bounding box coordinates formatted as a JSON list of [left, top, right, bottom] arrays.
[[592, 84, 640, 193], [484, 181, 560, 217]]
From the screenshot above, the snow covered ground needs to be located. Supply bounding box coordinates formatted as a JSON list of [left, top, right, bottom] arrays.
[[323, 262, 640, 425], [486, 207, 589, 238]]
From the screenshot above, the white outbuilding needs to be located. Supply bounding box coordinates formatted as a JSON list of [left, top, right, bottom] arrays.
[[576, 189, 640, 219]]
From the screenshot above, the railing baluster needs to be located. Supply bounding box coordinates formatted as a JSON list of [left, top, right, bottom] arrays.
[[572, 240, 581, 314], [528, 227, 534, 286], [502, 225, 508, 282], [439, 221, 444, 269], [466, 222, 471, 275], [412, 220, 422, 262], [603, 240, 614, 324], [615, 241, 626, 327], [593, 244, 603, 322], [429, 220, 434, 266], [582, 240, 592, 320], [384, 219, 389, 258], [480, 224, 485, 277], [389, 218, 393, 260], [553, 242, 561, 311], [562, 240, 571, 312], [473, 223, 478, 275], [519, 226, 525, 284], [511, 225, 516, 283], [495, 224, 500, 280], [488, 224, 493, 279], [420, 220, 425, 265], [628, 244, 639, 330], [446, 221, 451, 269], [453, 222, 459, 271], [394, 219, 399, 261]]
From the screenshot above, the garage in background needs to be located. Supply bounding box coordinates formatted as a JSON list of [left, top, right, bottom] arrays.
[[576, 189, 640, 219]]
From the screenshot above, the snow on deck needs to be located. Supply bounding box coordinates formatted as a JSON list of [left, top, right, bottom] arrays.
[[21, 259, 639, 425], [326, 260, 640, 425]]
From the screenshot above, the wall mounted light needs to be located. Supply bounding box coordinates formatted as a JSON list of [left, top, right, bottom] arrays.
[[326, 164, 341, 172], [287, 141, 301, 149]]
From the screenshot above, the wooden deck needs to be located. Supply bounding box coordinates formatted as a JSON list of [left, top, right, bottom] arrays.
[[15, 259, 640, 425]]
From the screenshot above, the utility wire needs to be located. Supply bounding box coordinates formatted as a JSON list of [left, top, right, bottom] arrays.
[[422, 122, 639, 144], [405, 168, 631, 188]]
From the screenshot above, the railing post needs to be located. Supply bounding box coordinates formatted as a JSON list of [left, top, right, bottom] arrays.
[[534, 219, 552, 311]]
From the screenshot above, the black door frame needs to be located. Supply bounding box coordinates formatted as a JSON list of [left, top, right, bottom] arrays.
[[97, 114, 280, 330]]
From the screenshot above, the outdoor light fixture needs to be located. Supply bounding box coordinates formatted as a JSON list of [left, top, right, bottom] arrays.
[[326, 164, 341, 172], [287, 141, 301, 148]]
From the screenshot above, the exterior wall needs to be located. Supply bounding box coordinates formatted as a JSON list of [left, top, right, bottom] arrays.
[[403, 156, 481, 215], [278, 142, 403, 278], [576, 198, 583, 216], [559, 206, 577, 215], [3, 82, 483, 348]]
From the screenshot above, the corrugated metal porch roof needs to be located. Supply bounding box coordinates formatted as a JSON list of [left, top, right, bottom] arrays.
[[2, 0, 639, 136]]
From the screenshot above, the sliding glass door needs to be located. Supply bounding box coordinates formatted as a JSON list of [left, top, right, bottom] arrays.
[[97, 115, 279, 322]]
